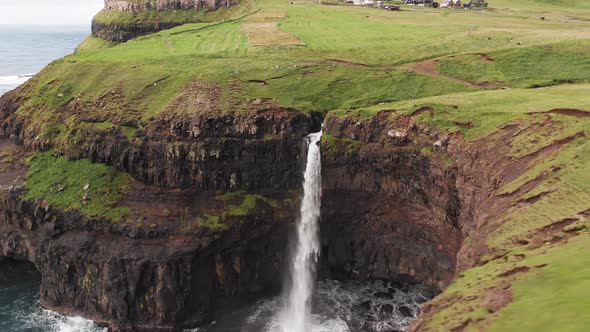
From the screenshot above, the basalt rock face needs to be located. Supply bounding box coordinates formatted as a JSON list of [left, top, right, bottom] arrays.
[[1, 82, 493, 329], [0, 90, 24, 141], [0, 89, 317, 190], [0, 88, 312, 330], [60, 110, 314, 190], [91, 21, 185, 43], [0, 182, 292, 331], [319, 112, 463, 291], [92, 0, 241, 42]]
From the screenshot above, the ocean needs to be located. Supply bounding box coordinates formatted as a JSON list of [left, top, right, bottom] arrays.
[[0, 261, 106, 332], [0, 25, 89, 96], [0, 24, 105, 332]]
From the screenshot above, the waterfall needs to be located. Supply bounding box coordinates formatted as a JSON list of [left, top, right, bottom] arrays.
[[280, 130, 323, 332]]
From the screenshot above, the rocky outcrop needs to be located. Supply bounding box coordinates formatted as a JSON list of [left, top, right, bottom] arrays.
[[0, 89, 319, 190], [1, 83, 527, 330], [92, 0, 241, 42], [1, 84, 466, 329], [91, 21, 186, 43], [0, 184, 292, 331], [0, 89, 24, 141], [0, 89, 314, 330], [61, 110, 314, 190]]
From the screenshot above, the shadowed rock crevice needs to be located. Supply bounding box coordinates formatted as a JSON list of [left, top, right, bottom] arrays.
[[319, 113, 463, 291]]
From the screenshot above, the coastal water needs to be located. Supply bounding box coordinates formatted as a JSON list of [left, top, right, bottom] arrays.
[[0, 259, 432, 332], [0, 25, 88, 96], [0, 24, 104, 331], [0, 260, 106, 332]]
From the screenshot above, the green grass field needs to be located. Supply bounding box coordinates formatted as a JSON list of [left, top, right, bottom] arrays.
[[355, 84, 590, 139], [12, 0, 590, 330], [16, 0, 590, 141], [24, 152, 131, 221], [435, 40, 590, 88]]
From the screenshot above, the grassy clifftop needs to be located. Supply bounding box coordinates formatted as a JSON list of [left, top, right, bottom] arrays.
[[6, 0, 590, 330], [19, 0, 590, 148]]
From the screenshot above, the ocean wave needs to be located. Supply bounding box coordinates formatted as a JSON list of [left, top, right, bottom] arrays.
[[0, 74, 34, 86], [22, 306, 107, 332]]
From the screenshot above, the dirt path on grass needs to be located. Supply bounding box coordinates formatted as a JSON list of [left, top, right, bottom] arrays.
[[307, 59, 393, 70], [307, 56, 503, 89], [306, 53, 501, 90], [529, 108, 590, 118], [411, 59, 498, 89]]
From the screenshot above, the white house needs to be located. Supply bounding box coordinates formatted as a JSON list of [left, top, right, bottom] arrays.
[[353, 0, 374, 6], [440, 0, 455, 7]]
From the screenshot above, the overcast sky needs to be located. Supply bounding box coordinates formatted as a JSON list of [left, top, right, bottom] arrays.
[[0, 0, 104, 25]]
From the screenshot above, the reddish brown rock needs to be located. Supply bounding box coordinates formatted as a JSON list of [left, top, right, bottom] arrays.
[[320, 112, 461, 291]]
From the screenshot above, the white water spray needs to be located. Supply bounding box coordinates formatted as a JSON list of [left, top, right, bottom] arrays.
[[280, 130, 323, 332]]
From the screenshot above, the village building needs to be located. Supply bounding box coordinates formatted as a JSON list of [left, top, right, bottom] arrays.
[[440, 0, 454, 7], [441, 0, 463, 7], [353, 0, 374, 5]]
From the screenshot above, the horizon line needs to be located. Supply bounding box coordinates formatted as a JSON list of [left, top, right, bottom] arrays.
[[0, 23, 91, 26]]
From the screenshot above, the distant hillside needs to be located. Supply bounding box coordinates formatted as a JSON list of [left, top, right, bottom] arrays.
[[92, 0, 248, 42]]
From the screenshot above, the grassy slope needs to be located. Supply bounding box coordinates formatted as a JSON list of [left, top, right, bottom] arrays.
[[24, 152, 131, 221], [435, 40, 590, 88], [356, 84, 590, 139], [493, 0, 590, 10], [487, 235, 590, 332], [18, 0, 590, 139], [12, 0, 590, 330]]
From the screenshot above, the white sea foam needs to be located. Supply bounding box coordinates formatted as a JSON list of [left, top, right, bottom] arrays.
[[22, 306, 107, 332], [183, 278, 433, 332], [0, 74, 34, 86]]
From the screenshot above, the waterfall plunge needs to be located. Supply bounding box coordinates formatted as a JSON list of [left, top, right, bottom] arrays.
[[280, 130, 323, 332]]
